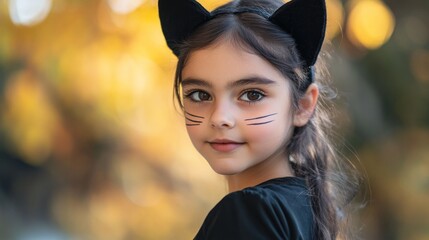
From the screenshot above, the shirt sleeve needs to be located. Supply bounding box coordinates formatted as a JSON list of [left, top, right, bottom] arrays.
[[194, 189, 292, 240]]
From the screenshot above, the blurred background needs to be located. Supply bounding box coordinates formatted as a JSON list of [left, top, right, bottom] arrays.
[[0, 0, 428, 239]]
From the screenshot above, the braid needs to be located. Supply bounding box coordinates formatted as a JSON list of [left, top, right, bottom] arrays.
[[288, 57, 358, 239], [289, 112, 338, 239]]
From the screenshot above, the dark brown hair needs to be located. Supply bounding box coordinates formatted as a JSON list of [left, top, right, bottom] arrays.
[[173, 0, 359, 239]]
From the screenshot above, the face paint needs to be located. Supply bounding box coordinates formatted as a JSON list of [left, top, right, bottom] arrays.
[[181, 41, 296, 180], [245, 113, 277, 126], [185, 111, 204, 126]]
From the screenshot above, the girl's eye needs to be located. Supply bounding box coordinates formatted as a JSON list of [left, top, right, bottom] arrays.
[[239, 90, 265, 102], [185, 90, 212, 102]]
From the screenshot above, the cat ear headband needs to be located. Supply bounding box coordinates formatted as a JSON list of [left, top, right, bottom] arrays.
[[158, 0, 326, 72]]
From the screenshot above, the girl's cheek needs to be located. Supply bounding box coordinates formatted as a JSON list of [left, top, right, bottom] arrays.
[[245, 124, 276, 137], [183, 103, 207, 115], [186, 127, 201, 143], [243, 111, 294, 143], [186, 126, 197, 134]]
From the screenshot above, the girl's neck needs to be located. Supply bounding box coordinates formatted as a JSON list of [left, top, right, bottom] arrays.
[[226, 156, 295, 193]]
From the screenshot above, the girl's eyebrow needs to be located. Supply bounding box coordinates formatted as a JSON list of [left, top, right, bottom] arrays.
[[182, 78, 213, 88], [228, 77, 277, 88], [181, 76, 277, 88]]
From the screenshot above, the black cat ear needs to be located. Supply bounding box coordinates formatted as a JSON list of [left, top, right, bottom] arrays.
[[158, 0, 211, 56], [269, 0, 326, 67], [158, 0, 327, 64]]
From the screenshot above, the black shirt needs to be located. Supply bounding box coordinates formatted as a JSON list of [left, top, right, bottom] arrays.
[[194, 177, 314, 240]]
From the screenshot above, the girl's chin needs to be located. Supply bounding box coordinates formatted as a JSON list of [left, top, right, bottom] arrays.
[[209, 164, 244, 176]]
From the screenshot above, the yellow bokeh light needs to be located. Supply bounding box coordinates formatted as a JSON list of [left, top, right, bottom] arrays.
[[200, 0, 229, 11], [2, 70, 57, 165], [347, 0, 395, 49], [326, 0, 345, 40], [107, 0, 145, 15]]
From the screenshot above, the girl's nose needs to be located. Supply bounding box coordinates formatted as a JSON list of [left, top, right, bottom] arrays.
[[210, 100, 236, 129]]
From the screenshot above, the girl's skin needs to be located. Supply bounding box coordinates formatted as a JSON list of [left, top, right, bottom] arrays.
[[181, 40, 319, 192]]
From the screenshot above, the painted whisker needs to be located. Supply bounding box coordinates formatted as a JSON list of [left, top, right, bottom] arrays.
[[186, 117, 202, 123], [185, 112, 203, 126], [185, 111, 204, 119], [245, 113, 277, 125], [244, 113, 277, 121], [247, 120, 274, 126]]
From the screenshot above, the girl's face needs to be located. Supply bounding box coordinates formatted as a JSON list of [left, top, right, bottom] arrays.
[[181, 40, 297, 185]]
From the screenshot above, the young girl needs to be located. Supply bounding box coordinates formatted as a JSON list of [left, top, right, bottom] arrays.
[[159, 0, 358, 239]]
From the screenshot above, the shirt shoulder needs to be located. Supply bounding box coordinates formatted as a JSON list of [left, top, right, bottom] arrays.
[[194, 177, 314, 240]]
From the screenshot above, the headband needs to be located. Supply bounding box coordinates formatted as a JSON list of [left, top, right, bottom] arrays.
[[158, 0, 326, 68]]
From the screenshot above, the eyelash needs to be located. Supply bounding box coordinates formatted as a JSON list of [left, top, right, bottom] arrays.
[[239, 89, 266, 103], [183, 88, 266, 103], [183, 89, 211, 103]]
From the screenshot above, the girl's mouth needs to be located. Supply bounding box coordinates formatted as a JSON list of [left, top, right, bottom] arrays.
[[208, 139, 245, 152]]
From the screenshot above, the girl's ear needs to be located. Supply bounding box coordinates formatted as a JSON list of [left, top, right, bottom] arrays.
[[293, 83, 319, 127]]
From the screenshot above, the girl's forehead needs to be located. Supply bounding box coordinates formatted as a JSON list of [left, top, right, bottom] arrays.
[[181, 41, 288, 87]]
